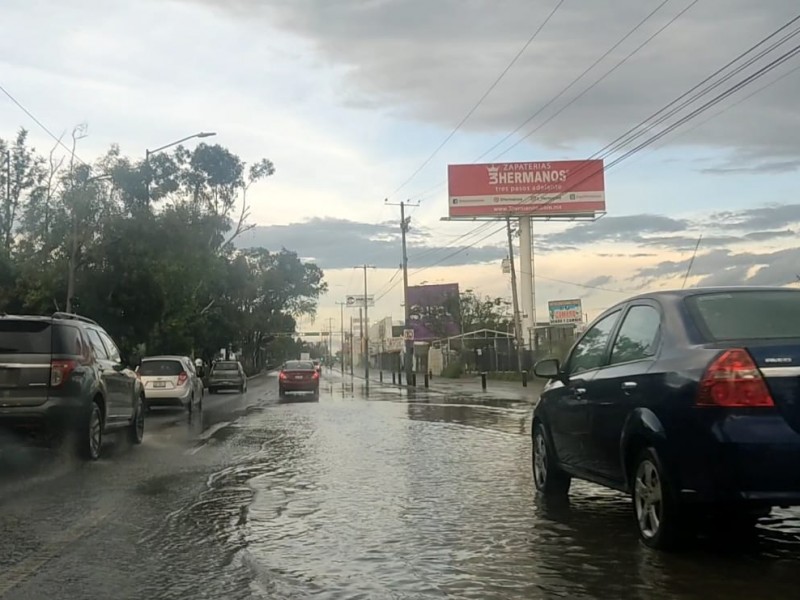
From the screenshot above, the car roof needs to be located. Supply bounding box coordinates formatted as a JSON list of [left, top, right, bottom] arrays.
[[610, 286, 798, 305], [142, 355, 189, 362]]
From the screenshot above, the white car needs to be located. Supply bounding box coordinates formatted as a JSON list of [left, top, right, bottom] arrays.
[[138, 355, 203, 412]]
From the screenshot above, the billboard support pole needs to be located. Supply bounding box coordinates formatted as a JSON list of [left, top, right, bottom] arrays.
[[349, 316, 354, 377], [505, 218, 525, 373], [519, 217, 534, 354]]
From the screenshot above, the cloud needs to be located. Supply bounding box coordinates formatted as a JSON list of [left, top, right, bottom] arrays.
[[540, 214, 689, 246], [237, 217, 505, 268], [183, 0, 800, 162], [583, 275, 613, 288], [636, 247, 800, 287], [712, 204, 800, 231], [538, 206, 800, 251]]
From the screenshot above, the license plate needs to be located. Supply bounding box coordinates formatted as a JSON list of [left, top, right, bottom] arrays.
[[294, 375, 304, 380], [153, 381, 166, 388]]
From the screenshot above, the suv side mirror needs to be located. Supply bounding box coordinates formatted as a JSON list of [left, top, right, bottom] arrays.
[[534, 358, 562, 379]]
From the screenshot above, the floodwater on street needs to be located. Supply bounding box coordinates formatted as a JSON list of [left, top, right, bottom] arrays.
[[1, 372, 799, 599]]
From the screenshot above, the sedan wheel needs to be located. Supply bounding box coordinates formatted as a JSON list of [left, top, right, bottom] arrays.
[[634, 459, 663, 540], [632, 448, 685, 550], [128, 396, 145, 445], [532, 422, 570, 497]]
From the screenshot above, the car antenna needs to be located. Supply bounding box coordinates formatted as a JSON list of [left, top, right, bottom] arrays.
[[681, 234, 703, 289]]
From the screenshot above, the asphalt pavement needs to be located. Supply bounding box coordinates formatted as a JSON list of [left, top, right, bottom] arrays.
[[0, 370, 798, 599]]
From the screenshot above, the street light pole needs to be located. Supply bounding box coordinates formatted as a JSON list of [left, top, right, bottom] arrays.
[[145, 131, 216, 204], [354, 265, 376, 385], [336, 301, 346, 373]]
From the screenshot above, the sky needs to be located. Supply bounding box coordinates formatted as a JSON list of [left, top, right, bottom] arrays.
[[2, 0, 800, 340]]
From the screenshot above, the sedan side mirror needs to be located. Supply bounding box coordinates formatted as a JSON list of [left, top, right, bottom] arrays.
[[534, 358, 562, 379]]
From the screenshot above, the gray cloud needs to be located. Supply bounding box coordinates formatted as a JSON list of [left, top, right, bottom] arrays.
[[539, 207, 800, 250], [712, 204, 800, 231], [584, 275, 613, 288], [541, 214, 689, 246], [237, 217, 505, 268], [186, 0, 800, 162], [636, 247, 800, 287]]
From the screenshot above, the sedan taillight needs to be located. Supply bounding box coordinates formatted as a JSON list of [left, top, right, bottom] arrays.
[[697, 349, 774, 407], [279, 371, 288, 380]]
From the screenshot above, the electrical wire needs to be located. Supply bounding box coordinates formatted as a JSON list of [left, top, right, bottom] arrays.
[[387, 17, 800, 299], [387, 0, 566, 198], [0, 82, 87, 165], [494, 0, 700, 159], [481, 0, 678, 161]]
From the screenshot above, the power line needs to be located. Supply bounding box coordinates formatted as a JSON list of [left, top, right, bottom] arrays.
[[387, 0, 566, 198], [481, 0, 678, 161], [496, 0, 700, 159], [403, 0, 692, 202], [0, 82, 86, 165]]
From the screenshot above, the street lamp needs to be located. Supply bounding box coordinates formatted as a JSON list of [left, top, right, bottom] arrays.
[[145, 131, 216, 203]]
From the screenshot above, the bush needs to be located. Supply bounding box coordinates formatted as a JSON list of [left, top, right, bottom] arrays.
[[441, 362, 464, 379]]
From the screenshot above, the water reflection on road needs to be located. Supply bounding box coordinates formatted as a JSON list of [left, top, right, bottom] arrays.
[[158, 380, 800, 600]]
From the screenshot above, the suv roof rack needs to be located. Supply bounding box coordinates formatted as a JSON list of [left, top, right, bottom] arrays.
[[52, 311, 98, 326]]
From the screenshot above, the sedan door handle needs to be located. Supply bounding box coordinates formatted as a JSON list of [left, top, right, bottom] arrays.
[[574, 387, 587, 396], [621, 381, 638, 391]]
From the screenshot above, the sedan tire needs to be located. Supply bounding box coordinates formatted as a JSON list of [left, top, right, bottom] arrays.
[[532, 422, 570, 497], [632, 447, 686, 550], [128, 396, 145, 445]]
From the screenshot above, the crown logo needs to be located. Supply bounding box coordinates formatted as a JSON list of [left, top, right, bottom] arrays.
[[486, 164, 500, 185]]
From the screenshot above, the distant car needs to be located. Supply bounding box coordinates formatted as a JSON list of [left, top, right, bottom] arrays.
[[0, 312, 144, 460], [532, 287, 800, 550], [279, 360, 320, 399], [208, 360, 247, 394], [138, 355, 203, 413]]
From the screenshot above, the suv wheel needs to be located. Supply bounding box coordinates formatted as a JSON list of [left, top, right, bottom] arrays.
[[128, 396, 145, 445], [632, 447, 685, 550], [532, 422, 570, 497], [79, 400, 103, 461]]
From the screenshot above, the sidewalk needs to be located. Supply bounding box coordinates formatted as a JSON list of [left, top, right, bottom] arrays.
[[326, 368, 544, 404]]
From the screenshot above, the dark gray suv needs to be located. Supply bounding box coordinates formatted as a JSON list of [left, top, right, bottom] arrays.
[[0, 312, 145, 460]]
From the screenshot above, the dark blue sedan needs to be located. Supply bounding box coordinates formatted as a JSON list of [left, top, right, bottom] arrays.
[[532, 287, 800, 549]]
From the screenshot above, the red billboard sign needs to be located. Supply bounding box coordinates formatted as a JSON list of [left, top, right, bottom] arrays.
[[448, 160, 605, 218]]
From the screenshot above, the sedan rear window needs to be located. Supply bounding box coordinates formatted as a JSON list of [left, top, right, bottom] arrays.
[[139, 360, 184, 376], [285, 361, 314, 370], [687, 290, 800, 341], [213, 361, 239, 371]]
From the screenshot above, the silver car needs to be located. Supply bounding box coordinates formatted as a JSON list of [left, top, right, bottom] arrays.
[[208, 360, 247, 394], [138, 355, 203, 412]]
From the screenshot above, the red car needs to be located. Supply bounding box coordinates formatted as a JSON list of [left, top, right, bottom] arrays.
[[278, 360, 320, 399]]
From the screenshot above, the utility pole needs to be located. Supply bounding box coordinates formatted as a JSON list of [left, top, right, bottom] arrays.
[[349, 315, 354, 376], [506, 218, 524, 372], [385, 199, 418, 386], [336, 301, 346, 372], [326, 317, 335, 368], [354, 265, 376, 384]]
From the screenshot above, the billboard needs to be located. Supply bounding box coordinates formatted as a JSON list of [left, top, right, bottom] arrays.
[[548, 299, 583, 325], [407, 283, 461, 341], [346, 295, 374, 308], [448, 160, 605, 218]]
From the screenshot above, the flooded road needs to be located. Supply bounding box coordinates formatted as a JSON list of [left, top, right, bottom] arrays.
[[1, 372, 799, 599]]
